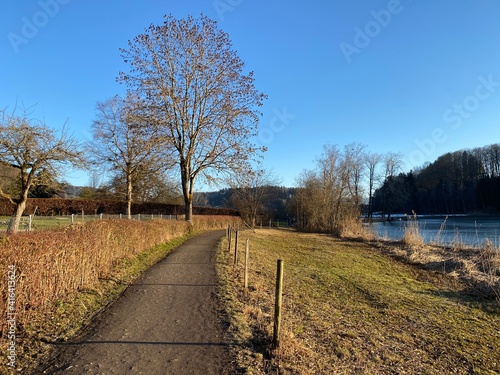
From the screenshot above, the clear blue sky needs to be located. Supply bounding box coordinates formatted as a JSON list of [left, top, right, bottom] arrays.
[[2, 0, 500, 190]]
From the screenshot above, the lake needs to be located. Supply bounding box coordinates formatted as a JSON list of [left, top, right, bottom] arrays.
[[368, 215, 500, 247]]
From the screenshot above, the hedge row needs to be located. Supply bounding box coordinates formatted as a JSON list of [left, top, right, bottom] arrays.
[[0, 198, 239, 217]]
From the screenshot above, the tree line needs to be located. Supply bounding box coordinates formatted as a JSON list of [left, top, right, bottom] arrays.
[[373, 144, 500, 216]]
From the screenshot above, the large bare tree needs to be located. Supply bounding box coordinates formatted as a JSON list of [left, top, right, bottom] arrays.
[[118, 15, 266, 221], [88, 95, 169, 219], [0, 108, 83, 234]]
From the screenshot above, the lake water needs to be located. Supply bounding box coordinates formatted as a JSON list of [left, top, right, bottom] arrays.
[[368, 215, 500, 247]]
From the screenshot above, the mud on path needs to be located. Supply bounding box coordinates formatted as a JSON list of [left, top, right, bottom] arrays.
[[37, 231, 236, 375]]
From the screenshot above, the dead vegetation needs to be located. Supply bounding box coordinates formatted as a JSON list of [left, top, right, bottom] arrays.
[[0, 216, 239, 373], [372, 215, 500, 300]]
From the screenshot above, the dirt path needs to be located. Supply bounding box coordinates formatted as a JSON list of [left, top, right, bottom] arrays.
[[37, 231, 236, 375]]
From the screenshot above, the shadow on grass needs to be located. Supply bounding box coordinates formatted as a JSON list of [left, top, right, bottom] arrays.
[[425, 288, 500, 315]]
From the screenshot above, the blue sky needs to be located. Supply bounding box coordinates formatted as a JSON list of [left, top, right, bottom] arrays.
[[2, 0, 500, 190]]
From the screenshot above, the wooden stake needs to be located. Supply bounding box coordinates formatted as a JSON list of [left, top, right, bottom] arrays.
[[234, 230, 239, 265], [273, 259, 284, 347]]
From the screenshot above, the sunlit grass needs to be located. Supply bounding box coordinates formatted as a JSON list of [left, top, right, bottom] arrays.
[[217, 229, 500, 374]]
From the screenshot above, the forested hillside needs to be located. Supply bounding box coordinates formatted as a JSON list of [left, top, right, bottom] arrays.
[[194, 186, 296, 222], [373, 144, 500, 215]]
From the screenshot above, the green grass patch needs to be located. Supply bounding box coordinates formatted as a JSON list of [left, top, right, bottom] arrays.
[[217, 229, 500, 374]]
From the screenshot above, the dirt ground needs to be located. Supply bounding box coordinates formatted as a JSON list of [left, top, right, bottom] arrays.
[[36, 231, 236, 375]]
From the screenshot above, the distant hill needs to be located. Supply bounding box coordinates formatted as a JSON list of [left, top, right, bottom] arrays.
[[193, 186, 297, 220]]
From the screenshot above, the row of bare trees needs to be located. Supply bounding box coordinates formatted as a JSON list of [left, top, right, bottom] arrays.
[[293, 144, 403, 235], [0, 15, 266, 234]]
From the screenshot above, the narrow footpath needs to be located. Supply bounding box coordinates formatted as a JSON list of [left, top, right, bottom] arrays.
[[37, 231, 236, 375]]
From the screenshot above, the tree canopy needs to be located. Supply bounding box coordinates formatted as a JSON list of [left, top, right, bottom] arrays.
[[118, 14, 266, 220], [88, 95, 169, 218], [0, 107, 83, 233]]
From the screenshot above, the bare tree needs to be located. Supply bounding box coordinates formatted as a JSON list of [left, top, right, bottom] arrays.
[[364, 152, 382, 219], [295, 144, 363, 236], [109, 169, 183, 204], [343, 143, 366, 207], [229, 167, 281, 227], [118, 15, 266, 221], [381, 151, 404, 220], [0, 107, 83, 234], [88, 95, 169, 219], [383, 152, 404, 180]]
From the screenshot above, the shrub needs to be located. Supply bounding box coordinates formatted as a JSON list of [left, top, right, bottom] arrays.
[[402, 212, 425, 247]]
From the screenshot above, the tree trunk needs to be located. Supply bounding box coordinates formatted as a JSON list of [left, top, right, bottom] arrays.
[[367, 176, 374, 219], [180, 162, 194, 222], [126, 173, 133, 220], [7, 199, 27, 234], [184, 195, 193, 222]]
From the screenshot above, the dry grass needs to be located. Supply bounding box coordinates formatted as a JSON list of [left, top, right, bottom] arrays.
[[382, 214, 500, 299], [216, 229, 500, 374], [0, 215, 240, 373], [402, 212, 425, 248]]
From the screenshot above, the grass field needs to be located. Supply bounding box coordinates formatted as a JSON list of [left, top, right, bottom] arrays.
[[217, 229, 500, 374], [0, 214, 180, 232]]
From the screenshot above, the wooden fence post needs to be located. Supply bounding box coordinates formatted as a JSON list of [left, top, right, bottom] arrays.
[[71, 214, 74, 224], [228, 226, 232, 252], [234, 230, 239, 265], [28, 215, 32, 232], [273, 259, 284, 347], [244, 239, 249, 290]]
